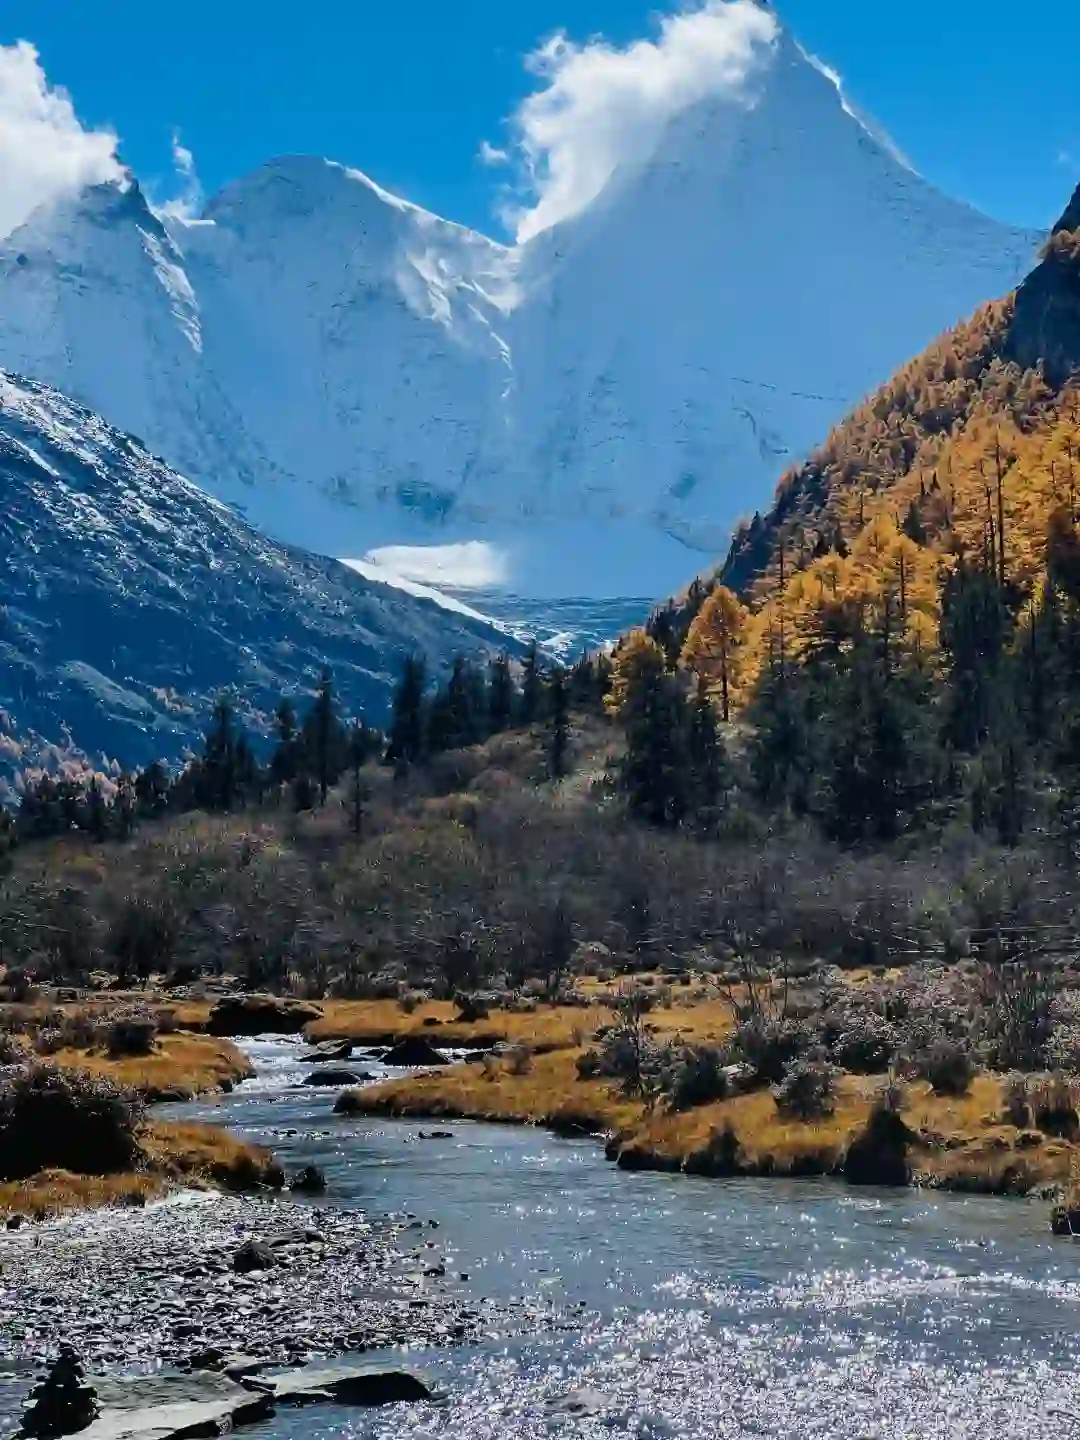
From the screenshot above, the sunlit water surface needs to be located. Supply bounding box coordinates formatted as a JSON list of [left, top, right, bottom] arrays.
[[158, 1037, 1080, 1438]]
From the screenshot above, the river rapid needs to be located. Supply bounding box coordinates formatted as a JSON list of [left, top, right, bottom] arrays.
[[150, 1037, 1080, 1439]]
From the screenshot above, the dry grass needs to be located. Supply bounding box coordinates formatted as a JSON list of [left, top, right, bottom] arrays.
[[50, 1033, 254, 1101], [350, 1050, 1080, 1196], [307, 996, 735, 1050], [0, 1120, 274, 1220]]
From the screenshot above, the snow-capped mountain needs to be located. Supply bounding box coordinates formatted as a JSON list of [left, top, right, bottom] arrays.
[[0, 28, 1039, 599], [0, 372, 513, 793]]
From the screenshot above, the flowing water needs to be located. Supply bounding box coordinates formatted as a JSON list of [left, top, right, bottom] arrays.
[[162, 1038, 1080, 1438]]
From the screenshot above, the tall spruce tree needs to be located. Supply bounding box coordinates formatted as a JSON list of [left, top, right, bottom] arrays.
[[303, 671, 347, 804], [548, 667, 571, 780], [387, 655, 427, 773], [488, 654, 516, 734], [520, 642, 542, 725]]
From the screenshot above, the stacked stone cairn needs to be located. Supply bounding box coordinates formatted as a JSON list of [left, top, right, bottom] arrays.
[[20, 1344, 99, 1436]]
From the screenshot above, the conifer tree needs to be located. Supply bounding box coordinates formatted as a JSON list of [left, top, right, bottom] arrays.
[[270, 700, 301, 785], [687, 676, 729, 831], [548, 667, 571, 780], [303, 671, 347, 805], [619, 657, 690, 828], [520, 642, 542, 725], [387, 655, 427, 773], [680, 585, 750, 721], [488, 654, 516, 735], [199, 697, 242, 812]]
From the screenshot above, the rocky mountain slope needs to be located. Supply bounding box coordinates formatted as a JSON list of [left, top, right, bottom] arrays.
[[0, 373, 512, 797], [0, 26, 1039, 599], [653, 181, 1080, 677]]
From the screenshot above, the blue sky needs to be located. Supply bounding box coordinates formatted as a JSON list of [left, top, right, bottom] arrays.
[[3, 0, 1078, 237]]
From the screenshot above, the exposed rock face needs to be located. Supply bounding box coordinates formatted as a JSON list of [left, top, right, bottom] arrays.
[[1004, 182, 1080, 385]]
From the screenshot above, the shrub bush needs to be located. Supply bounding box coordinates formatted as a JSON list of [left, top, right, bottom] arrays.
[[1030, 1075, 1079, 1139], [106, 1012, 158, 1058], [735, 1020, 812, 1085], [772, 1060, 837, 1121], [915, 1041, 974, 1097], [0, 1066, 144, 1179], [667, 1046, 729, 1111], [1002, 1075, 1032, 1128]]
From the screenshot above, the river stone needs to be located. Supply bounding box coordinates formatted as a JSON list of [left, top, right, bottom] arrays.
[[382, 1038, 448, 1067], [233, 1240, 277, 1275], [261, 1358, 432, 1406], [81, 1372, 275, 1439], [303, 1069, 366, 1087], [299, 1042, 355, 1063]]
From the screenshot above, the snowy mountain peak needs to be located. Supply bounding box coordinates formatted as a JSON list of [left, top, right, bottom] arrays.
[[0, 28, 1040, 599]]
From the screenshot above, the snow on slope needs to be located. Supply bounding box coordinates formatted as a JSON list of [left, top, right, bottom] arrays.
[[0, 372, 515, 792], [0, 29, 1039, 600]]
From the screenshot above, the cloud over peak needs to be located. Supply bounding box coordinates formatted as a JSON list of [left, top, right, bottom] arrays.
[[0, 41, 123, 242], [502, 0, 778, 244]]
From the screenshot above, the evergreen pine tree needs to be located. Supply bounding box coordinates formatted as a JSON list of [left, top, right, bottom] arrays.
[[687, 676, 729, 832], [488, 654, 515, 734], [198, 697, 241, 812], [620, 665, 690, 828], [270, 700, 301, 784], [85, 778, 109, 842], [387, 655, 427, 773], [520, 643, 542, 725], [548, 668, 571, 780], [303, 671, 347, 805]]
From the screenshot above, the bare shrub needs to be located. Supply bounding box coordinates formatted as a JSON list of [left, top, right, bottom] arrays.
[[915, 1041, 974, 1096], [1029, 1075, 1079, 1139], [772, 1060, 837, 1121], [106, 1010, 158, 1058], [667, 1046, 730, 1111], [505, 1043, 533, 1077], [0, 1066, 144, 1179]]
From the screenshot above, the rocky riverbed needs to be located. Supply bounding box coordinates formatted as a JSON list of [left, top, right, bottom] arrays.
[[0, 1194, 512, 1374]]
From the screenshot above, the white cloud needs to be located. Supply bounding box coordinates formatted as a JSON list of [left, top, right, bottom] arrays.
[[0, 41, 123, 241], [478, 139, 510, 167], [506, 0, 778, 243], [157, 130, 205, 222]]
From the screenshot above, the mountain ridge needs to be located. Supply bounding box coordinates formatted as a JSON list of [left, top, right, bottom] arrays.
[[0, 370, 515, 799], [0, 23, 1041, 598]]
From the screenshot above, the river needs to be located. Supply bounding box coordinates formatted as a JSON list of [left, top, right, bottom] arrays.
[[151, 1036, 1080, 1438]]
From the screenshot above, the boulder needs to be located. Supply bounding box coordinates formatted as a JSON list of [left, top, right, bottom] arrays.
[[299, 1042, 354, 1063], [382, 1038, 448, 1067], [206, 995, 323, 1037], [289, 1165, 328, 1195], [77, 1371, 274, 1439], [232, 1240, 277, 1275], [262, 1358, 432, 1407], [302, 1069, 365, 1087]]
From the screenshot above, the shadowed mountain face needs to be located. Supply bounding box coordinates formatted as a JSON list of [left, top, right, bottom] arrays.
[[0, 29, 1038, 598], [1005, 182, 1080, 385], [0, 373, 514, 794]]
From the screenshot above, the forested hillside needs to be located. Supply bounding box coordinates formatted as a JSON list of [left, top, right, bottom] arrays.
[[640, 183, 1080, 846]]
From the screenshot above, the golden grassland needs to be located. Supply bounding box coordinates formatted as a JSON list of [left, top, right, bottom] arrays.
[[50, 1032, 255, 1100], [339, 1008, 1077, 1198], [307, 991, 736, 1051], [0, 1120, 274, 1220]]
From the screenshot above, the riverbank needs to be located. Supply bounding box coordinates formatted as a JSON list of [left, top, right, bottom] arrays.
[[343, 1038, 1077, 1200], [0, 1194, 494, 1372], [0, 1018, 267, 1220]]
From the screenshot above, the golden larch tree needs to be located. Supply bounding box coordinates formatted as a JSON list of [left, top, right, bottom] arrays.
[[680, 585, 750, 720]]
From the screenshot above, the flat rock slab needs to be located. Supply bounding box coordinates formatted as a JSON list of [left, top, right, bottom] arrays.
[[82, 1373, 275, 1440], [263, 1358, 433, 1406]]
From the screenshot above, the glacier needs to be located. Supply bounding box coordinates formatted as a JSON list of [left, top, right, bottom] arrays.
[[0, 27, 1040, 600]]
